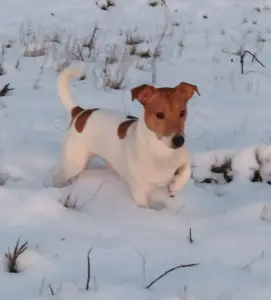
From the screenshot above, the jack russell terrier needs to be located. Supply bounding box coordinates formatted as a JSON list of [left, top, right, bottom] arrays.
[[53, 67, 200, 208]]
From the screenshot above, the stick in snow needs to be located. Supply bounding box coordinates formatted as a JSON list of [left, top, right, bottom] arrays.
[[48, 284, 55, 296], [240, 50, 265, 74], [145, 263, 199, 289], [188, 228, 194, 244], [85, 247, 94, 290]]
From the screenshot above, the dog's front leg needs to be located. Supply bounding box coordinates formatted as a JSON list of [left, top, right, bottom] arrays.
[[168, 162, 191, 198], [130, 183, 150, 208]]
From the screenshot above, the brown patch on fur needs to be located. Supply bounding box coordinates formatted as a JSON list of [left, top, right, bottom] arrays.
[[118, 119, 138, 139], [68, 106, 85, 129], [71, 106, 85, 120], [74, 108, 99, 133], [131, 82, 199, 137]]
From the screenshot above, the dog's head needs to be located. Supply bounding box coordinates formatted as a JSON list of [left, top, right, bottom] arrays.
[[131, 82, 200, 149]]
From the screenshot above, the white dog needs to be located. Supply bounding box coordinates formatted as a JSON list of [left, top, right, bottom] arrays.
[[53, 67, 200, 208]]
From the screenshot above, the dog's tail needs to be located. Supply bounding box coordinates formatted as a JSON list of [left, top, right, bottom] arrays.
[[57, 67, 83, 111]]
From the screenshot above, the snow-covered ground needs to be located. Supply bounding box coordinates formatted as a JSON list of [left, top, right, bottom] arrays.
[[1, 0, 271, 299]]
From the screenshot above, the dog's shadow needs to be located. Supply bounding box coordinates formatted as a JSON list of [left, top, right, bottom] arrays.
[[149, 201, 167, 210], [86, 156, 108, 169]]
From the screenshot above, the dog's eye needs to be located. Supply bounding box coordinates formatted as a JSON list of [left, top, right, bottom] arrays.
[[180, 110, 186, 118], [156, 112, 165, 119]]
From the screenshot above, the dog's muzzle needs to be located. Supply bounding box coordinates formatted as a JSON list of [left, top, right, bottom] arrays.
[[172, 135, 185, 149]]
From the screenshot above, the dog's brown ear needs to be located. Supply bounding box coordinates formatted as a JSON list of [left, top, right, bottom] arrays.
[[131, 84, 156, 105], [175, 82, 200, 102]]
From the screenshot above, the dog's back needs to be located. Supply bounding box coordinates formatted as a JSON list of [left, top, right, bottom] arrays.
[[57, 68, 138, 178]]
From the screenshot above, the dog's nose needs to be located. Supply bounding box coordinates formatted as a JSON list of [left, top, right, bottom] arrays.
[[172, 135, 185, 149]]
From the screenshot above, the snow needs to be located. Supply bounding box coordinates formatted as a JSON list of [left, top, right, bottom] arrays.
[[1, 0, 271, 299]]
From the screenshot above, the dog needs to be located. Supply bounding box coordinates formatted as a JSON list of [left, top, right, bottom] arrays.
[[53, 67, 200, 208]]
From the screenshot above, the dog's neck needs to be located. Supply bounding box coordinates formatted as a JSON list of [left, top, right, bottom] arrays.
[[135, 116, 180, 161]]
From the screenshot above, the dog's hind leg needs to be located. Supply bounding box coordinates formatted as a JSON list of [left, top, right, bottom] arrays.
[[52, 134, 90, 187]]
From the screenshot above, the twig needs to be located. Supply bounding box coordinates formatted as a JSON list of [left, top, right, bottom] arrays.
[[48, 284, 55, 296], [87, 25, 98, 58], [134, 248, 147, 287], [0, 83, 14, 96], [85, 247, 94, 290], [188, 228, 194, 244], [145, 263, 199, 289], [245, 51, 265, 67], [15, 56, 21, 70], [240, 50, 265, 74]]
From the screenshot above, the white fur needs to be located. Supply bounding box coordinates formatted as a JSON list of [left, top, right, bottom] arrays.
[[53, 67, 191, 208]]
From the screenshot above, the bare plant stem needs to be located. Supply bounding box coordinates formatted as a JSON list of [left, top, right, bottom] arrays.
[[188, 228, 194, 244], [85, 247, 94, 290], [48, 284, 55, 296], [240, 50, 265, 74], [145, 263, 199, 289]]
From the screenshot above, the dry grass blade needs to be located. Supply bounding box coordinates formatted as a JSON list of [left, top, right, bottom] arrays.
[[48, 284, 55, 296], [145, 263, 199, 289], [188, 228, 194, 244], [85, 247, 94, 290], [151, 3, 171, 83], [5, 238, 28, 273], [83, 25, 98, 58], [240, 50, 265, 74]]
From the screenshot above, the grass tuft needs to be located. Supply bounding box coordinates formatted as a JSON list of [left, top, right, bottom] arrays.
[[0, 83, 14, 97], [210, 158, 233, 183], [122, 30, 145, 45], [130, 46, 152, 58], [60, 193, 79, 210], [251, 149, 263, 183], [96, 0, 115, 11], [5, 239, 28, 273], [148, 0, 159, 7]]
